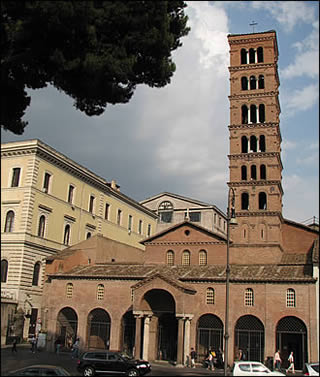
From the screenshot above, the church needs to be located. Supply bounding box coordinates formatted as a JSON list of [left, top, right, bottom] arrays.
[[41, 30, 319, 370]]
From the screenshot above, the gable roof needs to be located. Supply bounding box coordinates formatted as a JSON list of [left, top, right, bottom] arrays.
[[140, 220, 227, 244], [131, 272, 196, 294], [140, 192, 226, 217]]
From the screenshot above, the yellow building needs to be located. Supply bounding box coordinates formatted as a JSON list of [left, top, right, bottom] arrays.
[[1, 139, 157, 344]]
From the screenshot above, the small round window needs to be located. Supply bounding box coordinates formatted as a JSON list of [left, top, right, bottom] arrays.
[[185, 230, 190, 236]]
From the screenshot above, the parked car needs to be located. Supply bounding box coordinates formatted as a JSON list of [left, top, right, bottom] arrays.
[[77, 350, 151, 376], [303, 362, 319, 376], [232, 361, 285, 376], [7, 364, 71, 376]]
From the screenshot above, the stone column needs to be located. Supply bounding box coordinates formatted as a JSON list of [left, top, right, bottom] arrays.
[[133, 314, 143, 360], [142, 315, 152, 361], [176, 316, 185, 366], [183, 316, 193, 366]]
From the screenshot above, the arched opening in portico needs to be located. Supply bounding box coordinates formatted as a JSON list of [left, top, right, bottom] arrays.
[[276, 316, 307, 370], [141, 289, 177, 362], [56, 307, 78, 350], [87, 308, 111, 349]]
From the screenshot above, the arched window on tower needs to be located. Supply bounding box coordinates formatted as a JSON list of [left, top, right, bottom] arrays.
[[241, 166, 247, 180], [63, 224, 71, 245], [249, 48, 255, 63], [259, 192, 267, 210], [260, 164, 267, 180], [250, 76, 256, 90], [241, 105, 248, 124], [4, 211, 14, 233], [38, 215, 46, 238], [1, 260, 8, 283], [241, 77, 248, 90], [251, 165, 257, 180], [258, 75, 265, 89], [259, 135, 266, 152], [259, 104, 265, 123], [241, 49, 247, 64], [32, 262, 41, 286], [241, 193, 249, 210], [250, 135, 257, 152], [257, 47, 264, 63], [241, 136, 248, 153], [250, 105, 257, 123]]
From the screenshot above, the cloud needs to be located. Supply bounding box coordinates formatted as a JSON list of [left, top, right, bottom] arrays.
[[282, 174, 319, 222], [251, 1, 316, 31], [281, 84, 319, 115]]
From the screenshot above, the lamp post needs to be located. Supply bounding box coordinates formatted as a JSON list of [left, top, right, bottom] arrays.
[[224, 187, 237, 376]]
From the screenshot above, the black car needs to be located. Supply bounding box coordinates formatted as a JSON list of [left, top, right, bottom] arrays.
[[77, 350, 151, 377]]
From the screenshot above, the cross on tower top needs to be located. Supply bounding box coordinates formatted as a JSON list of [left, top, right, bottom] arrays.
[[249, 21, 258, 33]]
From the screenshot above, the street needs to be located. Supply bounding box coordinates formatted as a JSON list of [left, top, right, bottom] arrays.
[[1, 345, 224, 376], [1, 345, 305, 376]]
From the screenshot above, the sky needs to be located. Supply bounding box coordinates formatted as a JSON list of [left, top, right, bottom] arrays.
[[1, 1, 319, 225]]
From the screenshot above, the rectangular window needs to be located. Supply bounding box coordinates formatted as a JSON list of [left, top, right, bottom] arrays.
[[190, 212, 201, 222], [128, 215, 132, 231], [139, 220, 143, 235], [214, 213, 217, 224], [11, 168, 21, 187], [147, 224, 151, 237], [68, 185, 74, 204], [105, 203, 110, 220], [43, 172, 51, 193], [117, 209, 122, 225], [89, 195, 95, 213]]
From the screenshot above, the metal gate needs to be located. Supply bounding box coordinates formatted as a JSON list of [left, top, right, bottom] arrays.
[[87, 309, 111, 349], [234, 315, 264, 362], [276, 316, 307, 370], [197, 314, 223, 360]]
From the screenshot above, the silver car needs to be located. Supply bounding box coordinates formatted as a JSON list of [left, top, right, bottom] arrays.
[[232, 361, 285, 376], [303, 362, 319, 376]]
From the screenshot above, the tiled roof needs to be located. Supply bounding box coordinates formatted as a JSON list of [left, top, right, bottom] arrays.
[[49, 263, 314, 283]]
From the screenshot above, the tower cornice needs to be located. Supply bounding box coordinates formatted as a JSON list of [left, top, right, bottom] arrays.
[[228, 152, 283, 170], [227, 180, 284, 196]]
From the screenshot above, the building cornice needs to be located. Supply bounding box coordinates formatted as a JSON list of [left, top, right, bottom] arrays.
[[1, 139, 157, 219]]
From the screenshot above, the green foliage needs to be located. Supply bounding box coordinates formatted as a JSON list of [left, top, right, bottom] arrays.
[[1, 1, 190, 134]]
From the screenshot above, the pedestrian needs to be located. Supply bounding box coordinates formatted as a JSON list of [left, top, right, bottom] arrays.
[[71, 337, 80, 359], [274, 349, 281, 370], [190, 347, 197, 368], [55, 338, 61, 355], [12, 337, 18, 353], [30, 335, 37, 353], [206, 349, 214, 371], [286, 351, 295, 374]]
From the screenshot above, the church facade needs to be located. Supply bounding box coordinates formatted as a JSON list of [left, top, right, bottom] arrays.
[[41, 30, 319, 370]]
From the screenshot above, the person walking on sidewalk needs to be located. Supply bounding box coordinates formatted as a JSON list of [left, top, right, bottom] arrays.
[[71, 338, 80, 359], [286, 351, 295, 374], [274, 350, 281, 370], [190, 348, 197, 368], [11, 337, 18, 353], [30, 335, 37, 353]]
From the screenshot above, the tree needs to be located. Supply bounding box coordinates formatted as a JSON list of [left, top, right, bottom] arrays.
[[1, 1, 190, 134]]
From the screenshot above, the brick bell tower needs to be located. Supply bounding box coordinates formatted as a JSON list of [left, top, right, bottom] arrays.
[[227, 31, 284, 263]]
